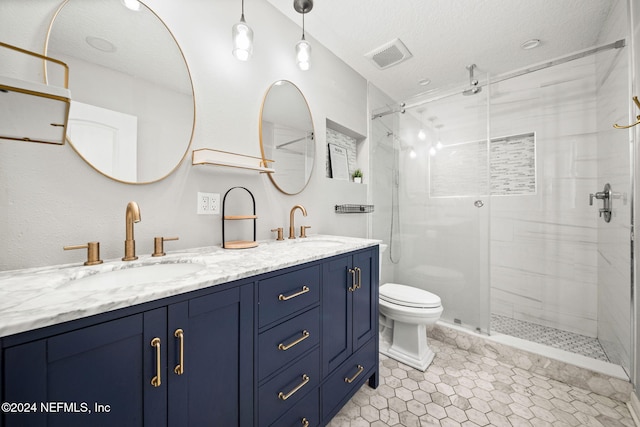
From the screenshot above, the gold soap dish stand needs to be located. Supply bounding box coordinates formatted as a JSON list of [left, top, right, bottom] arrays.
[[222, 186, 258, 249]]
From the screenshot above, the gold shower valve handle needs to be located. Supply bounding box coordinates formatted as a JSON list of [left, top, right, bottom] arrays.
[[152, 236, 179, 257], [63, 241, 103, 266]]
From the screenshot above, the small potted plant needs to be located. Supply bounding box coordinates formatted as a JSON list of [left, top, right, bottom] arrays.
[[352, 169, 363, 183]]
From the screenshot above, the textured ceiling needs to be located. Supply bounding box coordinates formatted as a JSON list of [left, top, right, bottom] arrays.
[[266, 0, 616, 103]]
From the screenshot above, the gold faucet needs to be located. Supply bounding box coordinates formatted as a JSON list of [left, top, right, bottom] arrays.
[[123, 201, 141, 261], [289, 205, 307, 239]]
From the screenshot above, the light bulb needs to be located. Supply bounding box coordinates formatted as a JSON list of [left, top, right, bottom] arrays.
[[429, 147, 437, 156], [436, 140, 443, 150], [121, 0, 141, 11], [409, 149, 417, 159], [418, 129, 426, 140], [232, 19, 253, 61], [296, 39, 311, 70]]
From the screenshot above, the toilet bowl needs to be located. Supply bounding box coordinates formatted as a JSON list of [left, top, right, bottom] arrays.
[[379, 283, 443, 371]]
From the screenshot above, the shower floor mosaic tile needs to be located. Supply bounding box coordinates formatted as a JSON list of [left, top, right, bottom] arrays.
[[490, 314, 609, 362], [329, 339, 634, 427]]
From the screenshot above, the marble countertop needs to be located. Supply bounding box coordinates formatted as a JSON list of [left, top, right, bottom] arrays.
[[0, 235, 380, 338]]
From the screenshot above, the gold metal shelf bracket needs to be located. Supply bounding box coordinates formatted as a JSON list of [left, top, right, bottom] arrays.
[[613, 96, 640, 129]]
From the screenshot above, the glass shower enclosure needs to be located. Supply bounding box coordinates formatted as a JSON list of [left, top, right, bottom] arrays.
[[370, 39, 632, 373]]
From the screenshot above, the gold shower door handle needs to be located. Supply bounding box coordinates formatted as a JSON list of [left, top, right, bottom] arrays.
[[150, 337, 161, 387], [279, 286, 310, 301], [613, 96, 640, 129], [278, 374, 310, 400], [174, 329, 184, 375]]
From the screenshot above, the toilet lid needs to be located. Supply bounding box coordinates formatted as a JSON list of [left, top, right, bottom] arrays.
[[380, 283, 441, 308]]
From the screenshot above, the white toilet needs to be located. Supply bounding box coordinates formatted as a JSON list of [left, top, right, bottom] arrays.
[[379, 283, 443, 371]]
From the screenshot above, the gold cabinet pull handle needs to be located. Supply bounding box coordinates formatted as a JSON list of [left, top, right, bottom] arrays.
[[348, 268, 357, 292], [278, 374, 309, 400], [279, 285, 310, 301], [344, 364, 364, 384], [174, 329, 184, 375], [301, 418, 310, 427], [354, 267, 362, 289], [278, 330, 310, 351], [150, 337, 161, 387]]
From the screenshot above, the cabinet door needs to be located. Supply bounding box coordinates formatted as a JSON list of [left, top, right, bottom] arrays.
[[352, 248, 378, 350], [167, 284, 253, 427], [321, 255, 352, 376], [2, 310, 167, 427]]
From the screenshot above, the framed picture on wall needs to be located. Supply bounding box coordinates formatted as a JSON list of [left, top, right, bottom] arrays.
[[328, 143, 350, 180]]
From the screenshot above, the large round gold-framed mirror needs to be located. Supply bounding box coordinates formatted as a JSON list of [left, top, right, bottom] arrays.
[[45, 0, 195, 184], [260, 80, 315, 195]]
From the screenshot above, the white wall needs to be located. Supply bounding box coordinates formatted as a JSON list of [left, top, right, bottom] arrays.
[[595, 0, 632, 372], [0, 0, 369, 271]]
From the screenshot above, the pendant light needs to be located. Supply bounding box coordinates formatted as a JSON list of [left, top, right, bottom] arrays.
[[294, 0, 313, 70], [232, 0, 253, 61]]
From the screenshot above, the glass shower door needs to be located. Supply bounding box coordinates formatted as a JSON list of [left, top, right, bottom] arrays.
[[390, 89, 491, 333]]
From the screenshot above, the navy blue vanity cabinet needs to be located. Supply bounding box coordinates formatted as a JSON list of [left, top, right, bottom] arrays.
[[256, 264, 322, 427], [2, 310, 167, 427], [167, 284, 254, 427], [1, 283, 254, 427], [321, 247, 379, 423]]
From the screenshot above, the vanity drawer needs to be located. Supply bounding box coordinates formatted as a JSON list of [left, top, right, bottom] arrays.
[[321, 338, 376, 420], [258, 265, 320, 327], [259, 348, 320, 426], [259, 307, 320, 381], [269, 387, 319, 427]]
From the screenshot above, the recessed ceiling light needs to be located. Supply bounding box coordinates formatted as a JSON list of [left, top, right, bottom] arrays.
[[521, 39, 541, 50], [86, 36, 117, 53], [418, 78, 431, 86]]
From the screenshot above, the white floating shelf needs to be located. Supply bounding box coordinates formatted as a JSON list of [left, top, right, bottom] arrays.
[[192, 148, 274, 173]]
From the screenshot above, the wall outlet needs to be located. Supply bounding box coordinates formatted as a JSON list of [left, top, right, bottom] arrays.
[[197, 192, 220, 215], [210, 193, 220, 214]]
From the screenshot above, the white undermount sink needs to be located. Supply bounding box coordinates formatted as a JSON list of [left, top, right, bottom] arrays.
[[293, 238, 344, 248], [70, 263, 206, 287]]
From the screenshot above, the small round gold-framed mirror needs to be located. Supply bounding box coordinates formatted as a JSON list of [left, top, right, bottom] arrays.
[[45, 0, 195, 184], [260, 80, 315, 195]]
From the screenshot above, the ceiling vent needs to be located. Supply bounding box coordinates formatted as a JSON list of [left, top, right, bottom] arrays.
[[365, 38, 413, 70]]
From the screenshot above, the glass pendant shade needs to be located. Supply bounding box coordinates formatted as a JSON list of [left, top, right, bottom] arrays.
[[232, 17, 253, 61], [296, 38, 311, 70], [418, 129, 426, 140], [121, 0, 141, 11]]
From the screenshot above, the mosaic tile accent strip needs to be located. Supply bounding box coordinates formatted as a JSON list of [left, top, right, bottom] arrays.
[[330, 341, 634, 427], [326, 127, 357, 179], [490, 133, 536, 195], [491, 314, 609, 362], [429, 132, 536, 197], [429, 140, 488, 198]]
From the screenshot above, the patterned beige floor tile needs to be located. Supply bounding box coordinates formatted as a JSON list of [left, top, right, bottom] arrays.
[[329, 337, 634, 426]]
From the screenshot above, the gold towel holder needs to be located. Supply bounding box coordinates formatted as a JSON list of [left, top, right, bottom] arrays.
[[613, 96, 640, 129]]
